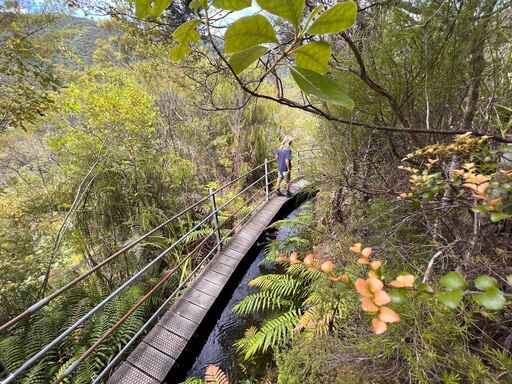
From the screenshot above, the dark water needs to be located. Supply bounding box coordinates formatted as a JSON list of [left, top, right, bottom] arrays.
[[187, 204, 305, 380]]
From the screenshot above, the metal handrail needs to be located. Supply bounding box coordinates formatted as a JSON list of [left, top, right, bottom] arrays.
[[0, 162, 268, 334], [0, 151, 313, 384]]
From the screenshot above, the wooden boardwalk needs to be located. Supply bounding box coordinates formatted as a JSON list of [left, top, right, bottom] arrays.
[[107, 180, 308, 384]]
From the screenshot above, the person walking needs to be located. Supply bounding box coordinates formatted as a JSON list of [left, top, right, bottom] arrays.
[[275, 136, 293, 197]]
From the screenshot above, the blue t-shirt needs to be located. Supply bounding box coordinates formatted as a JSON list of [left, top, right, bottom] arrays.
[[277, 148, 292, 172]]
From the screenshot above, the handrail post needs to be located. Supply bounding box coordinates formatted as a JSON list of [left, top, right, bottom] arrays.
[[264, 159, 270, 201], [297, 150, 302, 176], [209, 188, 222, 252]]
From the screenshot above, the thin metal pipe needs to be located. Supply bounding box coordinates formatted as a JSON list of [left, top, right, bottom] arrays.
[[91, 240, 221, 384], [0, 196, 209, 334], [0, 210, 217, 384], [0, 162, 268, 333]]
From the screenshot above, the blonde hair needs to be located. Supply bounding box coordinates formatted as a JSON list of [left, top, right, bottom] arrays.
[[280, 135, 293, 149]]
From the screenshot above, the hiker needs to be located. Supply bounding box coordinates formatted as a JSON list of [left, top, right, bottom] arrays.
[[275, 136, 293, 197]]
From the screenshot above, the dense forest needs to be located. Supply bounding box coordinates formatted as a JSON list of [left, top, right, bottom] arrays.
[[0, 0, 511, 383]]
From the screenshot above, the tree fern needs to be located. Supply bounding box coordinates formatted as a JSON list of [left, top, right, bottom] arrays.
[[234, 291, 294, 316], [248, 274, 306, 299], [235, 310, 301, 360]]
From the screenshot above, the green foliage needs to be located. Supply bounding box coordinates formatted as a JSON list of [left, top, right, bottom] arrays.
[[290, 66, 354, 109], [228, 46, 268, 75], [212, 0, 251, 11], [307, 1, 358, 35], [256, 0, 304, 29], [294, 41, 331, 74], [235, 310, 301, 359], [224, 15, 278, 54]]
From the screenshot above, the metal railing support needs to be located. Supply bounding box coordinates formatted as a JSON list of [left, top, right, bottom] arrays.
[[209, 188, 222, 251], [297, 150, 302, 176], [264, 159, 270, 201]]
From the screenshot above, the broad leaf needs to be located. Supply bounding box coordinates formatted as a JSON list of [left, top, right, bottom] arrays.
[[190, 0, 208, 10], [295, 41, 331, 74], [290, 66, 354, 109], [256, 0, 304, 28], [135, 0, 149, 18], [173, 20, 200, 43], [213, 0, 251, 10], [148, 0, 173, 17], [490, 212, 512, 222], [437, 289, 464, 309], [440, 271, 466, 291], [170, 43, 191, 62], [224, 15, 278, 54], [474, 275, 498, 291], [308, 1, 357, 35], [229, 46, 268, 74], [474, 287, 506, 310]]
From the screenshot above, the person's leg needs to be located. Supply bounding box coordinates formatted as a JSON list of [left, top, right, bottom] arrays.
[[284, 172, 291, 196], [275, 174, 282, 194]]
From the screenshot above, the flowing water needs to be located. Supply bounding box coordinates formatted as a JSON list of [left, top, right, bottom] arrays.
[[187, 204, 305, 380]]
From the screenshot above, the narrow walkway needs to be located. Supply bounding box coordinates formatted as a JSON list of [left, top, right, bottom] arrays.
[[107, 180, 308, 384]]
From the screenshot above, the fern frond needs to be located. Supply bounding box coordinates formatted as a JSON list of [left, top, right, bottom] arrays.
[[236, 310, 300, 360], [180, 378, 204, 384], [204, 365, 229, 384], [233, 291, 293, 316], [248, 274, 305, 298], [295, 304, 332, 336]]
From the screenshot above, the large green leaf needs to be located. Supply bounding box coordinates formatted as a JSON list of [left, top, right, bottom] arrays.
[[256, 0, 304, 28], [437, 289, 464, 310], [290, 66, 354, 109], [440, 272, 466, 291], [173, 20, 200, 43], [148, 0, 173, 17], [295, 41, 331, 74], [135, 0, 149, 18], [213, 0, 251, 10], [308, 1, 357, 35], [474, 287, 506, 310], [224, 15, 278, 54], [474, 275, 498, 291], [229, 46, 268, 74], [170, 43, 191, 62]]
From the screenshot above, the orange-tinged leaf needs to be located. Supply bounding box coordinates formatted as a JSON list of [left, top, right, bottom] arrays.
[[303, 253, 315, 267], [368, 270, 378, 279], [370, 260, 382, 270], [361, 247, 373, 258], [389, 274, 416, 288], [350, 243, 362, 254], [341, 273, 350, 283], [361, 297, 379, 312], [321, 260, 334, 274], [357, 257, 370, 265], [355, 278, 372, 298], [378, 306, 400, 323], [367, 277, 384, 293], [373, 289, 391, 306], [372, 318, 387, 334]]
